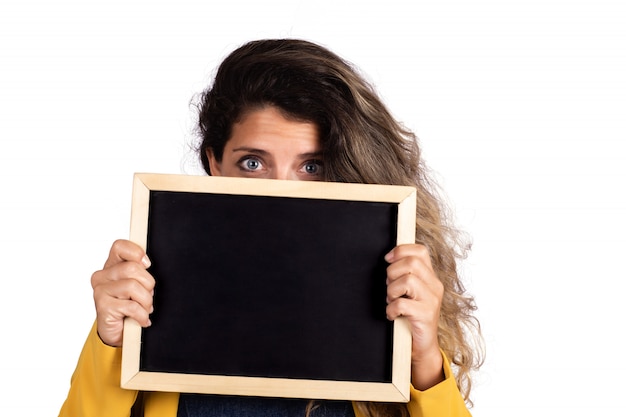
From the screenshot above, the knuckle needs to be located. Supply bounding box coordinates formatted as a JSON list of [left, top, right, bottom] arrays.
[[90, 270, 102, 288], [406, 272, 420, 286], [431, 278, 444, 297], [112, 239, 142, 260], [119, 261, 143, 278], [118, 261, 134, 275], [94, 295, 111, 315], [385, 303, 399, 320], [126, 301, 148, 321], [128, 278, 146, 295], [110, 239, 126, 256], [414, 243, 430, 256], [111, 238, 129, 250]]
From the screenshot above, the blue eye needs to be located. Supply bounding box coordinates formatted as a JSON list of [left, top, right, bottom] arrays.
[[242, 158, 261, 171], [303, 161, 323, 175]]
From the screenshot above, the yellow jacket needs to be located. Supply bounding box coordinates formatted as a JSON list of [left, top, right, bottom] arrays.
[[59, 323, 470, 416]]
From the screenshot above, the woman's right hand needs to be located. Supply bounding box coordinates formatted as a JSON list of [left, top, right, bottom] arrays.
[[91, 239, 155, 347]]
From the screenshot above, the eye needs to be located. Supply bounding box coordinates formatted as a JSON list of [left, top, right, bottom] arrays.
[[239, 157, 263, 171], [302, 160, 323, 175]]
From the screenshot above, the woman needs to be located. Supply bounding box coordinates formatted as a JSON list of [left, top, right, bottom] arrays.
[[59, 39, 483, 417]]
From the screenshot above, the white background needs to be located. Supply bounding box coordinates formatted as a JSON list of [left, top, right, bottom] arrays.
[[1, 0, 625, 415]]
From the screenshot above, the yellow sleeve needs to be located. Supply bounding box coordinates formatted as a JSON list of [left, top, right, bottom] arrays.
[[144, 392, 180, 417], [351, 351, 471, 417], [405, 351, 471, 417], [58, 322, 138, 417]]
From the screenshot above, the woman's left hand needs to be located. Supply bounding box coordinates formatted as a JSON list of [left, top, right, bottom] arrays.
[[385, 243, 445, 391]]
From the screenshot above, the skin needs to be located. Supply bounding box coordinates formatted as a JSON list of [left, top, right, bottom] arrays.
[[91, 106, 444, 392]]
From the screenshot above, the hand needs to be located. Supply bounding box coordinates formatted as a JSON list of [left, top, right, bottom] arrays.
[[91, 239, 155, 347], [385, 243, 445, 391]]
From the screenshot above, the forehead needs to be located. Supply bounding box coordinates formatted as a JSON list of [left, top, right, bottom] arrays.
[[228, 106, 320, 151]]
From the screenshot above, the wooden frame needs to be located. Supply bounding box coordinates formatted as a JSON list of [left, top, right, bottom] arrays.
[[121, 173, 416, 402]]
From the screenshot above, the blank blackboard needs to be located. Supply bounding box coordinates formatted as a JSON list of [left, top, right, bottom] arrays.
[[121, 173, 416, 402]]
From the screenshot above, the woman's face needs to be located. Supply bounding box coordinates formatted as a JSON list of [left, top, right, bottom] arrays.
[[207, 106, 323, 181]]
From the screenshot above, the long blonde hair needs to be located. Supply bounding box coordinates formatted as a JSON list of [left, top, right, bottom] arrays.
[[197, 39, 484, 415]]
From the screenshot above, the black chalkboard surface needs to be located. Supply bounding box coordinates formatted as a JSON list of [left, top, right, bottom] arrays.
[[121, 173, 416, 402]]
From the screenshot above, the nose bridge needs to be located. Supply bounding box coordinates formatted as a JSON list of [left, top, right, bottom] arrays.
[[271, 156, 298, 180]]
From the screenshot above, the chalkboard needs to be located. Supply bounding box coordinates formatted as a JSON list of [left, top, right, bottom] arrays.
[[121, 173, 416, 402]]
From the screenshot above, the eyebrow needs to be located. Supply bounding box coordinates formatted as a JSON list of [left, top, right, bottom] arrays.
[[231, 147, 323, 159]]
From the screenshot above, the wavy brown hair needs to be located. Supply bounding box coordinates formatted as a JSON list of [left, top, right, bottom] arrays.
[[195, 39, 483, 415]]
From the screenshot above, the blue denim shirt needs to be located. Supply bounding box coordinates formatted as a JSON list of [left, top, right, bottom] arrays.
[[177, 394, 355, 417]]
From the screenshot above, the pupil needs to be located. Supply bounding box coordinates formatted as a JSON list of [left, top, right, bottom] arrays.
[[306, 163, 317, 174], [246, 159, 259, 169]]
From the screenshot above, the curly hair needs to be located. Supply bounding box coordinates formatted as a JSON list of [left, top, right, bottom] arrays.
[[195, 39, 483, 414]]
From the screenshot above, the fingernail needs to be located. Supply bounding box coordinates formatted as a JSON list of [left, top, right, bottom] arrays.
[[384, 251, 394, 262], [142, 255, 151, 268]]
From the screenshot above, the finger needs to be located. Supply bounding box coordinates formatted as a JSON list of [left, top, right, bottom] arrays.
[[385, 243, 431, 266], [97, 298, 152, 347], [386, 297, 439, 324], [385, 245, 433, 282], [99, 296, 152, 326], [386, 272, 422, 302], [104, 239, 151, 270], [96, 278, 154, 313], [386, 272, 443, 313], [386, 258, 432, 286], [386, 297, 424, 321], [92, 261, 155, 291]]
